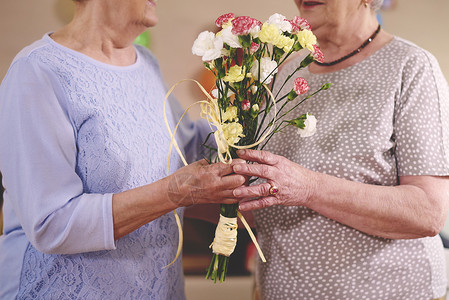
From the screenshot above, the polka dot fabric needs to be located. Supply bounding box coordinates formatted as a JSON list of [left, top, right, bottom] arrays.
[[254, 37, 449, 300]]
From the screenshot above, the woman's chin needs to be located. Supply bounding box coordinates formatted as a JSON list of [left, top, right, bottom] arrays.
[[147, 0, 157, 7]]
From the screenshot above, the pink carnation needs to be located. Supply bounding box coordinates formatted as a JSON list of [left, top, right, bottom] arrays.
[[250, 42, 260, 54], [293, 77, 309, 95], [292, 16, 311, 31], [287, 20, 300, 34], [231, 16, 261, 35], [312, 45, 325, 63], [242, 99, 251, 111], [216, 13, 235, 27]]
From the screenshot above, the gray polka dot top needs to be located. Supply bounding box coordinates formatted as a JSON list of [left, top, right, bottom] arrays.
[[254, 37, 449, 300]]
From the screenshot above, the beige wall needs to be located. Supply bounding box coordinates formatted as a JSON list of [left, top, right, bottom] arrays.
[[1, 0, 448, 114]]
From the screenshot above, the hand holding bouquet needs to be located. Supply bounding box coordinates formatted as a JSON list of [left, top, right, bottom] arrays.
[[191, 12, 331, 282]]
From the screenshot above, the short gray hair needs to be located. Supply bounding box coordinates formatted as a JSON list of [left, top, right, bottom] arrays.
[[370, 0, 384, 11]]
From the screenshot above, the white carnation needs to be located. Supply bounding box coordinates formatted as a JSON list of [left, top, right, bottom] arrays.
[[251, 57, 278, 84], [211, 88, 234, 99], [192, 31, 224, 62], [217, 27, 242, 48], [249, 25, 261, 38], [267, 13, 292, 33], [297, 114, 317, 137]]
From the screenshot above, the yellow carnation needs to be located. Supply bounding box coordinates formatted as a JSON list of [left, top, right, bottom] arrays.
[[297, 29, 317, 52], [258, 23, 282, 45], [223, 65, 245, 83], [222, 122, 245, 145], [276, 35, 295, 52], [222, 106, 238, 122]]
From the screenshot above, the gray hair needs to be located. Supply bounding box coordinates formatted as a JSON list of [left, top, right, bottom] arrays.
[[370, 0, 384, 11]]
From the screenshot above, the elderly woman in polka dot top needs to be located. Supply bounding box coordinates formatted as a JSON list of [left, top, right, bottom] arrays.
[[231, 0, 449, 299]]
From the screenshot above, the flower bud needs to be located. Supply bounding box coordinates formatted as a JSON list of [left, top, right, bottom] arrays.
[[250, 104, 259, 118], [287, 90, 298, 101]]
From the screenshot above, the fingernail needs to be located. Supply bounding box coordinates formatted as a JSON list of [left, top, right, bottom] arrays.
[[233, 164, 242, 172], [234, 189, 242, 197], [237, 150, 245, 156]]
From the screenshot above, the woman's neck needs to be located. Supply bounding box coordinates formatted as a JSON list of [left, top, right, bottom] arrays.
[[309, 17, 393, 74], [51, 3, 141, 66]]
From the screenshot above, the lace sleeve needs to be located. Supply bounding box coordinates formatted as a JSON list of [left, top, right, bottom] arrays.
[[0, 57, 116, 254]]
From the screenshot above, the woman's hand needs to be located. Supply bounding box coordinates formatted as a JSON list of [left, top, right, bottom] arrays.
[[231, 151, 449, 240], [232, 149, 317, 211], [113, 159, 246, 239], [166, 159, 247, 207]]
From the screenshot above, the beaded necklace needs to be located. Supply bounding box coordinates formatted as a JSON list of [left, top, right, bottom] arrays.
[[315, 25, 381, 67]]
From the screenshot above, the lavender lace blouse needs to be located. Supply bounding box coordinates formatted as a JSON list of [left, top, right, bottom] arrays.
[[0, 34, 207, 299]]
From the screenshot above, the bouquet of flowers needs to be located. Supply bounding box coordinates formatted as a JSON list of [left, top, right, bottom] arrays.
[[190, 13, 331, 282]]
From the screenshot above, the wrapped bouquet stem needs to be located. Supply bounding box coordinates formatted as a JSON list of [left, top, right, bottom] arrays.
[[206, 202, 239, 282], [189, 12, 331, 282]]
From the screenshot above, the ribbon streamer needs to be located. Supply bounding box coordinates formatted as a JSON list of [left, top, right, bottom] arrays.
[[163, 79, 275, 267], [238, 211, 266, 262]]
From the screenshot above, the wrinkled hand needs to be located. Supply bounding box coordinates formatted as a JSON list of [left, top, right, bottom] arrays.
[[167, 159, 246, 207], [232, 149, 316, 211]]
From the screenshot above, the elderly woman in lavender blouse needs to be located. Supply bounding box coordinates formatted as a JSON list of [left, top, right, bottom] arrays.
[[231, 0, 449, 299], [0, 0, 246, 299]]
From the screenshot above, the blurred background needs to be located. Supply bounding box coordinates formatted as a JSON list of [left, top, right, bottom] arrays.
[[1, 0, 448, 113], [1, 0, 449, 299]]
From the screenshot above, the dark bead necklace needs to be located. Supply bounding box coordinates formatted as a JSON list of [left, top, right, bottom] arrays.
[[314, 24, 381, 67]]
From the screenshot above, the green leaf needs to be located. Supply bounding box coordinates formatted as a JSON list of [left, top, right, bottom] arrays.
[[238, 34, 252, 48]]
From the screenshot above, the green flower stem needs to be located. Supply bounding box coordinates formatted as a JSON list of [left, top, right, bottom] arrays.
[[275, 84, 330, 121], [256, 83, 329, 145], [273, 65, 306, 100], [272, 53, 316, 102], [256, 92, 291, 142], [254, 59, 305, 140], [205, 150, 240, 283], [254, 90, 271, 139], [259, 122, 290, 151]]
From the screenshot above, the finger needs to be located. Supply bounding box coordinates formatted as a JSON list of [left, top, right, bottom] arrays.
[[213, 159, 247, 177], [233, 182, 272, 198], [194, 174, 245, 201], [220, 174, 247, 189], [189, 186, 237, 205], [232, 163, 276, 181], [205, 161, 235, 176], [231, 158, 247, 165], [238, 196, 280, 211], [236, 149, 280, 166]]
